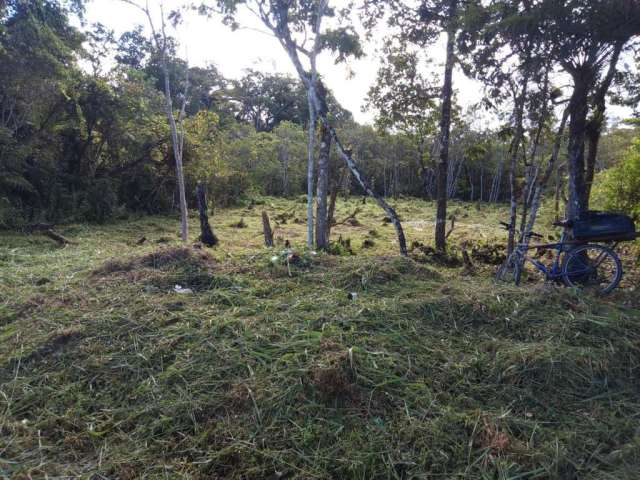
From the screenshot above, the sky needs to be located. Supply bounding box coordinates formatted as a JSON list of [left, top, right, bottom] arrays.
[[77, 0, 633, 127], [78, 0, 485, 125]]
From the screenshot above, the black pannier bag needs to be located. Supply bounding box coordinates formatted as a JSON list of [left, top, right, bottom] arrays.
[[572, 211, 636, 241]]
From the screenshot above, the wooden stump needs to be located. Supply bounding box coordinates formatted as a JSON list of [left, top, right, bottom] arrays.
[[196, 183, 218, 247], [262, 211, 274, 247]]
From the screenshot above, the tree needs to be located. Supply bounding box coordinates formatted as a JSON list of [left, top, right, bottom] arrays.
[[365, 0, 468, 251], [121, 0, 191, 242], [366, 40, 439, 199], [488, 0, 640, 219], [231, 70, 307, 132], [210, 0, 408, 255], [434, 0, 458, 252]]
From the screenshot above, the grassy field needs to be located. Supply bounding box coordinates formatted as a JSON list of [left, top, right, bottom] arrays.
[[1, 197, 640, 479]]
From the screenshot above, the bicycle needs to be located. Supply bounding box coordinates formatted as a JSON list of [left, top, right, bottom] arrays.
[[496, 220, 625, 295]]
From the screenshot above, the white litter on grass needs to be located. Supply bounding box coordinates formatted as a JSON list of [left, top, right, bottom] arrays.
[[173, 285, 193, 294]]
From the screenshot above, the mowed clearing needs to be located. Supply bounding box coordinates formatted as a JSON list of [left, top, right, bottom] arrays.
[[1, 198, 640, 479]]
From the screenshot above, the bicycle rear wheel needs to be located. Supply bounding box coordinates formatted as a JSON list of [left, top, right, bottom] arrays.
[[562, 244, 622, 294]]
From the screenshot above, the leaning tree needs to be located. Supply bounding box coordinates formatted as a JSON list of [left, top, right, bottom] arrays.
[[206, 0, 408, 255]]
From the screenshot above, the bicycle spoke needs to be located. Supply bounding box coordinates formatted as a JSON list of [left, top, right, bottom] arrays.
[[563, 245, 622, 294]]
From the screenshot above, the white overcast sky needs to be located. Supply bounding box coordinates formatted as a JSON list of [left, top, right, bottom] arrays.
[[77, 0, 633, 126], [78, 0, 486, 125]]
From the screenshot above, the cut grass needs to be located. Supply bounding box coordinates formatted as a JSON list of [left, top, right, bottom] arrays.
[[0, 197, 639, 479]]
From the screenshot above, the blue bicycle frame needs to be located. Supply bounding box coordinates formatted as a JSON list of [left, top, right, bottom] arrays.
[[516, 230, 576, 281]]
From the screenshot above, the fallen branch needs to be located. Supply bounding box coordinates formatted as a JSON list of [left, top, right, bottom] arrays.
[[44, 229, 77, 246], [337, 208, 362, 226], [445, 216, 456, 239]]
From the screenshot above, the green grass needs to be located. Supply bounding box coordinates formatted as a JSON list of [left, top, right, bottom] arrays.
[[1, 197, 639, 479]]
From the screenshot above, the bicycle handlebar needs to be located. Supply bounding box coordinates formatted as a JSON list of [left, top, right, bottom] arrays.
[[499, 221, 543, 239]]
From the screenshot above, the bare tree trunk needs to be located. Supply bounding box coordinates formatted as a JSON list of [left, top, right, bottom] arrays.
[[280, 141, 289, 196], [393, 150, 399, 200], [435, 0, 458, 252], [163, 68, 189, 243], [315, 123, 331, 250], [506, 73, 530, 255], [124, 0, 190, 242], [519, 108, 569, 255], [306, 90, 316, 248], [490, 146, 505, 203], [326, 121, 408, 256]]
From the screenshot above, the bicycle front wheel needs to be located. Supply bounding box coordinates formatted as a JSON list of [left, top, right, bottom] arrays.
[[562, 244, 623, 294]]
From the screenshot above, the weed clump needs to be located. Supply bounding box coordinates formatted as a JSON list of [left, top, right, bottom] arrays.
[[92, 247, 220, 291], [469, 240, 506, 265], [230, 217, 247, 228], [310, 366, 358, 405], [411, 241, 463, 267], [334, 256, 441, 290], [94, 247, 214, 275], [327, 235, 354, 256], [362, 238, 375, 249]]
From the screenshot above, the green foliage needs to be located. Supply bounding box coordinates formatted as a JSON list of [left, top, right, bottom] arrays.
[[593, 137, 640, 218]]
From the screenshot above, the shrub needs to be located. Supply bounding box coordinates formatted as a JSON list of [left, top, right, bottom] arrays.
[[209, 173, 252, 208], [593, 138, 640, 219]]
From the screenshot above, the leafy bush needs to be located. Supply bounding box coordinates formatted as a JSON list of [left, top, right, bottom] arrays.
[[593, 138, 640, 219], [209, 173, 252, 208], [85, 179, 119, 223]]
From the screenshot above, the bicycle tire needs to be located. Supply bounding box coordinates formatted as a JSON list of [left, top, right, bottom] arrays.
[[562, 244, 623, 294]]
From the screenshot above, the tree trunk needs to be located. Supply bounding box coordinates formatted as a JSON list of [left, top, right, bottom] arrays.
[[519, 108, 569, 256], [328, 125, 407, 256], [281, 142, 289, 196], [507, 73, 530, 255], [196, 183, 218, 247], [584, 42, 623, 202], [566, 72, 592, 220], [327, 168, 344, 240], [434, 0, 457, 252], [161, 63, 189, 243], [315, 123, 332, 250], [306, 90, 316, 248], [271, 7, 407, 256]]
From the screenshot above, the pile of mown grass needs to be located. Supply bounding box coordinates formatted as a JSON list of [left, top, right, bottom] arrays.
[[1, 204, 640, 479]]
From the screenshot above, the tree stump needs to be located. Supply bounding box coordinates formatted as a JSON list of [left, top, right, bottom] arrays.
[[262, 211, 274, 247], [196, 183, 218, 247]]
